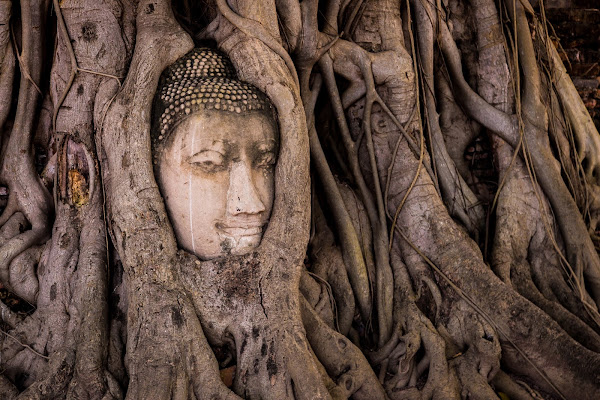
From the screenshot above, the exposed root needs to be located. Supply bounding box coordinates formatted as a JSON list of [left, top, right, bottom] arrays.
[[383, 249, 459, 400], [308, 204, 356, 334], [445, 301, 501, 400], [0, 230, 48, 298], [15, 349, 75, 399], [301, 71, 372, 323], [0, 0, 52, 299], [492, 371, 537, 400], [0, 0, 14, 141], [7, 245, 41, 304], [215, 0, 299, 89], [438, 1, 600, 310], [538, 18, 600, 186], [411, 0, 485, 237], [301, 297, 387, 399]]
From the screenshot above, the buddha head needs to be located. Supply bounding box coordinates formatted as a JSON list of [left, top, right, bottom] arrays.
[[152, 48, 279, 260]]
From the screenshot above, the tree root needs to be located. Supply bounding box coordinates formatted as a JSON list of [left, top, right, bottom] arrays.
[[0, 0, 52, 299], [411, 0, 485, 238], [445, 301, 501, 400], [300, 296, 387, 400], [8, 245, 42, 304], [124, 280, 239, 400], [308, 204, 356, 334], [492, 371, 537, 400], [302, 75, 372, 323], [300, 270, 336, 328], [438, 3, 600, 310], [0, 0, 14, 143], [536, 18, 600, 186], [383, 249, 460, 400]]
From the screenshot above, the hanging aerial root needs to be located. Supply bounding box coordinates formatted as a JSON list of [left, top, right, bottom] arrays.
[[0, 0, 14, 139], [535, 17, 600, 185], [438, 4, 600, 310], [301, 73, 372, 324], [318, 54, 393, 345], [410, 0, 485, 237], [0, 0, 52, 299]]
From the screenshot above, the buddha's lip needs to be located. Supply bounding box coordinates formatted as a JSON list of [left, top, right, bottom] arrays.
[[215, 222, 265, 236]]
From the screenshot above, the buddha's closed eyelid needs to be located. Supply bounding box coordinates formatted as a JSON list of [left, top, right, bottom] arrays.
[[187, 149, 228, 172]]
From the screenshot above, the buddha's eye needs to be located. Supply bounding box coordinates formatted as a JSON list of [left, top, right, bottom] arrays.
[[255, 152, 276, 170], [188, 150, 226, 173]]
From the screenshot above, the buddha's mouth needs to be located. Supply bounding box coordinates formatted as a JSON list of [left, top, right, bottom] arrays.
[[216, 222, 265, 256], [215, 222, 265, 238]]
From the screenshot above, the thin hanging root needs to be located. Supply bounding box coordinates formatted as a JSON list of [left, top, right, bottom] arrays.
[[301, 72, 372, 322], [389, 104, 425, 248], [215, 0, 299, 89], [52, 0, 77, 133], [0, 0, 51, 298], [361, 88, 396, 347], [505, 1, 600, 311], [322, 36, 436, 181], [274, 0, 302, 52], [411, 0, 486, 236], [439, 3, 600, 310], [0, 328, 49, 361], [318, 55, 393, 345], [383, 104, 418, 219], [542, 23, 600, 183], [10, 23, 42, 97]]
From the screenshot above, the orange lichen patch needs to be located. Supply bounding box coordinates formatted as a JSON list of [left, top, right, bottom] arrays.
[[69, 169, 89, 206]]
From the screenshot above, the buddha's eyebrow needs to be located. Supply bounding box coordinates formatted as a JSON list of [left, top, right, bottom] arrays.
[[181, 138, 231, 154]]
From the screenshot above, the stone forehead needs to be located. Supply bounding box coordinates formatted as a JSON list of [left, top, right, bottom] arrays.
[[152, 48, 275, 152]]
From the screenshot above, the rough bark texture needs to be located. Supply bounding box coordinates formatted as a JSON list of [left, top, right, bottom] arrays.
[[1, 0, 600, 399]]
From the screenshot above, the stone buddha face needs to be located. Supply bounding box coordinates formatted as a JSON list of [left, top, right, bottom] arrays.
[[152, 48, 279, 260], [156, 110, 278, 259]]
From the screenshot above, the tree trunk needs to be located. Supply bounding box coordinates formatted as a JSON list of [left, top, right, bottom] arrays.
[[1, 0, 599, 399]]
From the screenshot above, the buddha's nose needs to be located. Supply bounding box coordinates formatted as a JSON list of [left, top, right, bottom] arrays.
[[227, 161, 266, 216]]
